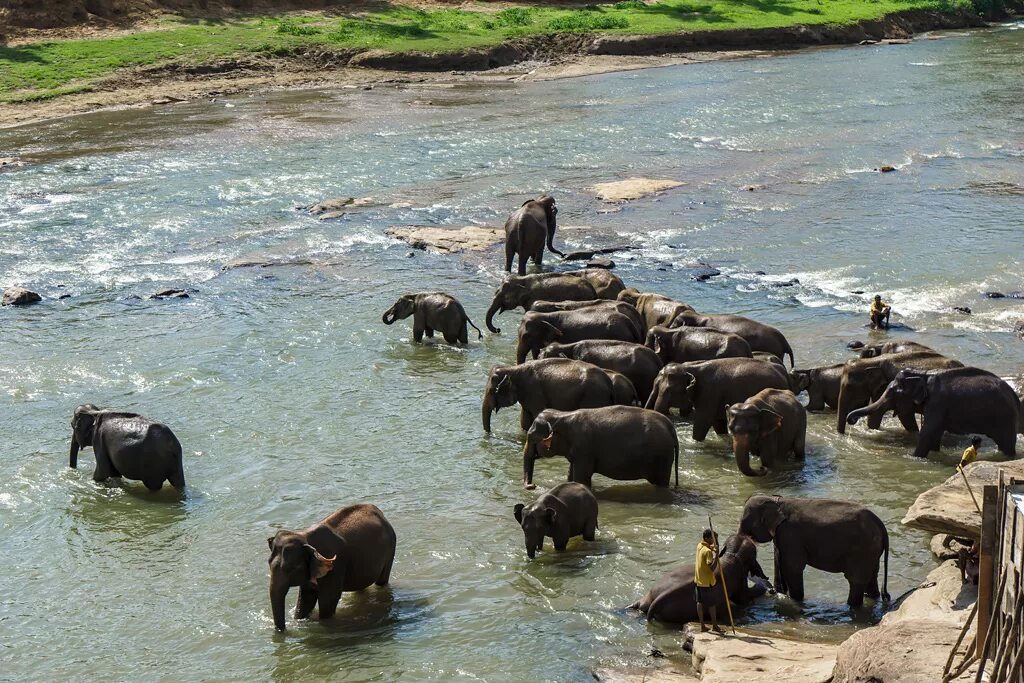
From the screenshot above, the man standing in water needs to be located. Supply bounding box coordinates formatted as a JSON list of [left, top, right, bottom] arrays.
[[695, 529, 723, 633], [870, 295, 891, 330]]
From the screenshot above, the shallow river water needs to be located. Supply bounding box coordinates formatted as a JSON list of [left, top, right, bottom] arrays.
[[2, 21, 1023, 682]]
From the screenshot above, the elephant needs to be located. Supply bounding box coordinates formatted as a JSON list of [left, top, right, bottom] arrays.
[[515, 308, 642, 363], [513, 482, 598, 559], [629, 534, 771, 625], [617, 289, 694, 332], [846, 367, 1022, 458], [753, 352, 784, 366], [727, 388, 807, 476], [504, 195, 563, 275], [267, 503, 396, 631], [481, 358, 619, 432], [790, 363, 845, 411], [69, 404, 185, 492], [603, 369, 640, 407], [857, 340, 933, 359], [522, 406, 679, 489], [382, 292, 482, 344], [570, 269, 625, 300], [645, 358, 791, 441], [538, 339, 663, 402], [835, 350, 963, 434], [530, 299, 644, 337], [485, 273, 599, 334], [644, 325, 752, 364], [739, 494, 889, 607], [671, 311, 795, 367]]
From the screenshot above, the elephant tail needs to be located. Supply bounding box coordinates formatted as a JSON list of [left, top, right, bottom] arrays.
[[880, 519, 891, 603], [784, 341, 795, 369], [467, 316, 484, 340], [673, 439, 680, 488]]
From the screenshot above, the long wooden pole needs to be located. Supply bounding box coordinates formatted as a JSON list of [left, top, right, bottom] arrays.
[[708, 516, 736, 635], [957, 464, 982, 514]]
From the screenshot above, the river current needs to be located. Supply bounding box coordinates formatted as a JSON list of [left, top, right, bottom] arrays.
[[1, 22, 1023, 682]]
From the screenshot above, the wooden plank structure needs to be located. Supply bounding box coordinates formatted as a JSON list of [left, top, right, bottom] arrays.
[[944, 472, 1024, 681]]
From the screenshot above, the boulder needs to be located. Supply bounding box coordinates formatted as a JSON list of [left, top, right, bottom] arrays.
[[385, 226, 504, 253], [953, 306, 972, 315], [831, 561, 977, 683], [985, 291, 1006, 299], [689, 628, 837, 683], [589, 178, 685, 202], [302, 196, 377, 217], [586, 258, 615, 269], [150, 288, 189, 300], [878, 165, 897, 173], [2, 287, 41, 306], [902, 459, 1024, 539], [847, 340, 865, 349]]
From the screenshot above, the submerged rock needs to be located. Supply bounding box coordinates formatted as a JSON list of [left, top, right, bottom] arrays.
[[2, 287, 41, 306], [953, 306, 972, 314], [985, 291, 1005, 298], [847, 340, 865, 350], [151, 288, 189, 300], [301, 196, 377, 217], [563, 246, 633, 261], [878, 165, 897, 173], [586, 258, 615, 270], [588, 178, 685, 202]]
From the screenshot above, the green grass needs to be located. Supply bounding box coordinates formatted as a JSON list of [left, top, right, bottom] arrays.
[[0, 0, 976, 103]]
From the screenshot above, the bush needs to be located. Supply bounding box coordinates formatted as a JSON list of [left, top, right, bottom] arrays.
[[613, 0, 648, 8], [495, 7, 537, 27], [275, 19, 321, 36], [545, 11, 630, 31]]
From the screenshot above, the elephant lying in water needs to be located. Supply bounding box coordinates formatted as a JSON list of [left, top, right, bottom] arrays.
[[382, 292, 482, 344], [523, 406, 679, 489], [671, 311, 795, 367], [629, 534, 771, 625], [646, 358, 792, 441], [504, 195, 563, 275], [857, 340, 933, 359], [513, 482, 598, 559], [516, 308, 642, 363], [485, 271, 623, 333], [481, 358, 620, 432], [835, 349, 963, 434], [645, 325, 752, 364], [728, 388, 807, 476], [740, 494, 889, 607], [268, 503, 396, 631], [69, 404, 185, 492], [539, 339, 663, 402], [846, 367, 1023, 457]]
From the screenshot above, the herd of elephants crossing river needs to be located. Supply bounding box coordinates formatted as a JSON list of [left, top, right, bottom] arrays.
[[65, 194, 1024, 637]]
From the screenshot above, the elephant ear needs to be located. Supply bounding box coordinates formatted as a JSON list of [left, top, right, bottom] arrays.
[[759, 409, 783, 435], [684, 373, 698, 393], [544, 507, 557, 525], [514, 503, 525, 524], [539, 320, 563, 339], [901, 375, 928, 402], [267, 536, 275, 551], [304, 544, 336, 583]]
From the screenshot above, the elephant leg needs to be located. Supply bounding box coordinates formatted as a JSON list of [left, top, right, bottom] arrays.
[[913, 422, 944, 458], [994, 431, 1018, 458], [169, 459, 186, 490], [517, 250, 527, 276], [896, 409, 919, 433], [782, 564, 806, 602], [295, 584, 318, 620], [553, 533, 568, 552], [583, 517, 597, 542], [533, 246, 544, 267], [773, 553, 788, 595], [866, 409, 884, 430], [413, 321, 424, 343], [713, 416, 728, 436], [442, 328, 458, 344], [457, 323, 468, 345], [520, 408, 532, 431], [793, 430, 806, 460], [425, 327, 434, 338], [572, 461, 594, 488], [865, 573, 881, 601], [846, 580, 867, 608], [92, 446, 116, 482], [377, 557, 393, 586], [144, 478, 164, 492], [316, 586, 342, 620], [505, 242, 515, 273], [693, 417, 712, 442]]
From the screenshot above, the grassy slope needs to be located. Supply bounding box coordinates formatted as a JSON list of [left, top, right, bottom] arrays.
[[0, 0, 971, 103]]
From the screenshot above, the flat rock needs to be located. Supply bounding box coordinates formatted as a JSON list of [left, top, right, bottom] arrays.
[[902, 460, 1024, 539], [589, 177, 685, 202], [831, 561, 977, 683], [689, 628, 837, 683], [150, 288, 189, 300], [385, 225, 503, 253], [302, 196, 377, 216], [2, 287, 42, 306]]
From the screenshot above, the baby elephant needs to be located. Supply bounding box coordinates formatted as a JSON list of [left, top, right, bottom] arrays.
[[513, 482, 598, 559], [268, 503, 397, 631], [69, 404, 185, 492], [727, 388, 807, 476], [382, 292, 482, 344]]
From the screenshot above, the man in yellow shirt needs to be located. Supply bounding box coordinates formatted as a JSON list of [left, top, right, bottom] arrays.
[[695, 529, 722, 633], [959, 436, 982, 470], [870, 295, 891, 330]]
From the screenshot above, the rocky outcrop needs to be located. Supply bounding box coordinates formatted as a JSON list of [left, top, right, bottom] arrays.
[[385, 226, 504, 254], [831, 560, 977, 682], [589, 178, 685, 202], [2, 287, 42, 306], [902, 460, 1024, 539]]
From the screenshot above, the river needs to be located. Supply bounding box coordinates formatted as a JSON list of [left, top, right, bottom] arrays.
[[1, 21, 1023, 682]]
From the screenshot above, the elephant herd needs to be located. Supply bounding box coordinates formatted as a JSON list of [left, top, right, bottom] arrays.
[[62, 195, 1023, 635]]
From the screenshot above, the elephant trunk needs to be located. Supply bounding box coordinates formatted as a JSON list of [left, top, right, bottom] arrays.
[[546, 222, 564, 258], [382, 308, 396, 325], [733, 434, 766, 476], [485, 298, 503, 334], [482, 392, 495, 433], [836, 388, 852, 434], [523, 442, 537, 488], [846, 391, 892, 428], [270, 575, 290, 631], [515, 338, 530, 365], [69, 438, 79, 469]]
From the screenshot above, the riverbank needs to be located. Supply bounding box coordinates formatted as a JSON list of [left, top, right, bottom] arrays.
[[0, 1, 998, 130]]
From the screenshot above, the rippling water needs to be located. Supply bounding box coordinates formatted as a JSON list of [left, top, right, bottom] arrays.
[[2, 22, 1023, 682]]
